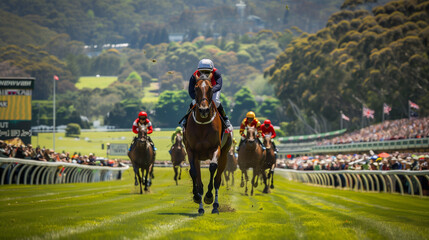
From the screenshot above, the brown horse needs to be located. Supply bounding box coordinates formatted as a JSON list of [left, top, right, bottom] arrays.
[[238, 126, 266, 196], [170, 132, 186, 185], [261, 134, 276, 193], [128, 124, 155, 194], [183, 73, 232, 215], [223, 142, 238, 188]]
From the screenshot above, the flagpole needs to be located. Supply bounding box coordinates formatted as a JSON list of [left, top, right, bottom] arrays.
[[382, 104, 384, 123], [361, 104, 364, 129], [340, 111, 343, 130], [53, 76, 56, 151]]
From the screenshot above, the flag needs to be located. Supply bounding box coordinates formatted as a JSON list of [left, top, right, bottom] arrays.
[[53, 75, 59, 81], [383, 103, 392, 115], [409, 100, 419, 109], [341, 113, 350, 121], [363, 106, 374, 119]]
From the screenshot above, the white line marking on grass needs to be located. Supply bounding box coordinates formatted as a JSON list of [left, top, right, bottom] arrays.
[[287, 191, 418, 240], [135, 216, 194, 240], [34, 200, 187, 240]]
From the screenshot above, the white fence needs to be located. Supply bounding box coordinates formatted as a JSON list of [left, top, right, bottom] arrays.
[[276, 169, 429, 197], [0, 157, 128, 185]]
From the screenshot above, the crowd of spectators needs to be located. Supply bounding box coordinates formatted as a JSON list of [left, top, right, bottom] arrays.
[[318, 117, 429, 145], [0, 140, 120, 167], [282, 151, 429, 171]]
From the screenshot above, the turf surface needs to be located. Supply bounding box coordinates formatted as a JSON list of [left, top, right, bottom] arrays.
[[1, 168, 428, 239]]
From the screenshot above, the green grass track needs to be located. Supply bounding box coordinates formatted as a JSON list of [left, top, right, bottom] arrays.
[[1, 168, 428, 239]]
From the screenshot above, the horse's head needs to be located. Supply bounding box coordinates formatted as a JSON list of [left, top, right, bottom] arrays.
[[175, 133, 183, 146], [245, 126, 257, 144], [263, 134, 272, 149], [195, 73, 213, 118], [137, 124, 148, 141]]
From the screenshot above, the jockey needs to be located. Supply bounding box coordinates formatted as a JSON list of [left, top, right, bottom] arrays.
[[171, 126, 183, 144], [180, 59, 232, 131], [261, 119, 279, 154], [129, 111, 156, 153], [169, 126, 183, 155], [236, 111, 265, 152]]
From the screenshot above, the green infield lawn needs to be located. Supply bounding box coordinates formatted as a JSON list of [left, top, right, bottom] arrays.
[[32, 129, 245, 162], [75, 76, 118, 89], [0, 168, 428, 239]]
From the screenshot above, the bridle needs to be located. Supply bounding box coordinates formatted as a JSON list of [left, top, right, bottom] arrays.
[[193, 78, 217, 125]]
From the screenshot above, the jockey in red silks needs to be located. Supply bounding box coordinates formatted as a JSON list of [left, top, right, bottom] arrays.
[[260, 119, 278, 153], [236, 111, 265, 152], [180, 59, 232, 132], [130, 111, 156, 153]]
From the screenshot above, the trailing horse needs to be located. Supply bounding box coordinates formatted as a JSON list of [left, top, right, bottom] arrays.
[[261, 134, 276, 193], [238, 126, 266, 196], [223, 143, 238, 188], [128, 124, 155, 194], [170, 132, 186, 185], [183, 73, 232, 215]]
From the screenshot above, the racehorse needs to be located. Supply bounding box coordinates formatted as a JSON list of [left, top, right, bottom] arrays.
[[261, 134, 276, 193], [128, 124, 155, 194], [183, 73, 232, 214], [170, 132, 186, 185], [223, 143, 238, 188], [238, 126, 266, 196]]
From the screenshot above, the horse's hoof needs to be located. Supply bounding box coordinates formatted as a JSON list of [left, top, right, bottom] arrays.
[[240, 182, 244, 188], [178, 177, 181, 180], [193, 195, 202, 204], [263, 187, 270, 194], [213, 202, 219, 209], [198, 208, 205, 215], [270, 185, 274, 189], [212, 208, 219, 214], [204, 193, 214, 204], [135, 183, 139, 186], [254, 182, 258, 188]]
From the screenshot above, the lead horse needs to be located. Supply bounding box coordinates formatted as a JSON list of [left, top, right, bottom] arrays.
[[128, 124, 155, 194], [183, 73, 232, 214]]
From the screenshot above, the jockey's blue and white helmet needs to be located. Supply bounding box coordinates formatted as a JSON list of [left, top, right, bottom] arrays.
[[197, 59, 214, 71]]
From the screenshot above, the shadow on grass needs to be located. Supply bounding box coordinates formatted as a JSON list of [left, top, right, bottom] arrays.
[[158, 212, 200, 218]]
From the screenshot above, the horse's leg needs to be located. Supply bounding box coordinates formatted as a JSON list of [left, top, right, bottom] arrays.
[[188, 152, 204, 214], [204, 147, 220, 205], [137, 168, 143, 194], [262, 168, 270, 194], [240, 170, 245, 188], [251, 170, 257, 196], [211, 147, 228, 214], [270, 163, 275, 189], [144, 168, 149, 192], [232, 170, 235, 186], [147, 164, 153, 187], [178, 164, 182, 180], [244, 170, 249, 195], [133, 165, 138, 186], [174, 165, 178, 185]]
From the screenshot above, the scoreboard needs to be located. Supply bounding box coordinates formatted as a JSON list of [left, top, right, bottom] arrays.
[[0, 77, 35, 144]]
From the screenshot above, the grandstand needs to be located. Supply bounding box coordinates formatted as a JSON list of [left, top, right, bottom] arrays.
[[278, 117, 429, 158]]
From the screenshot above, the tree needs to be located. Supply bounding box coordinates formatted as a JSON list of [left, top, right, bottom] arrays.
[[231, 87, 256, 125], [154, 90, 188, 127], [65, 123, 81, 137]]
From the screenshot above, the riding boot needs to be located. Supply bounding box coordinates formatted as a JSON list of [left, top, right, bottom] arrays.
[[148, 136, 157, 153], [257, 137, 266, 150], [217, 104, 232, 130], [129, 137, 137, 151], [236, 139, 243, 152], [272, 140, 278, 153], [179, 103, 194, 129]]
